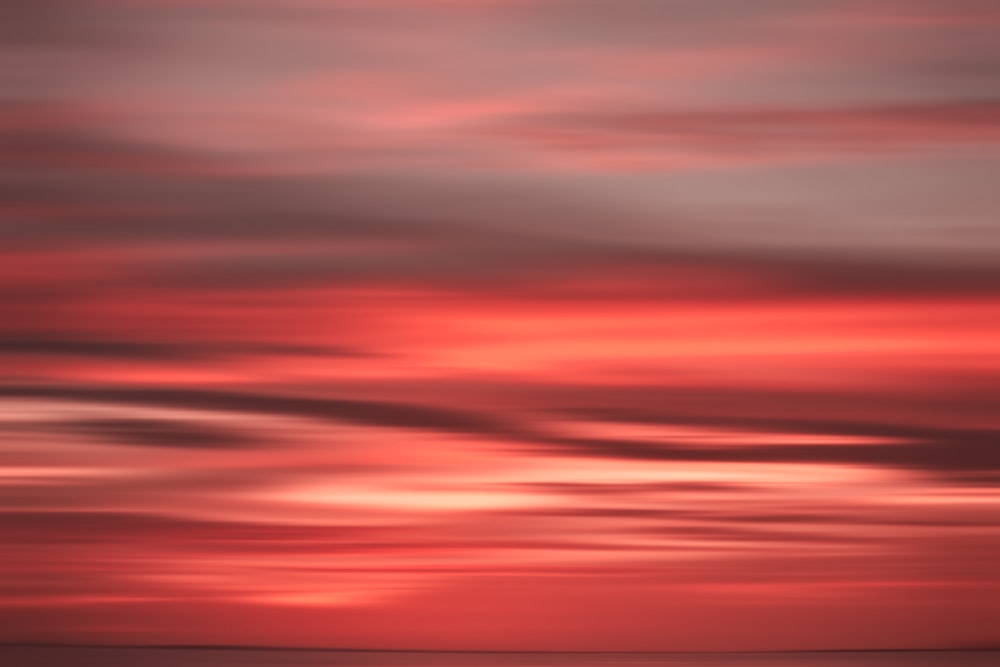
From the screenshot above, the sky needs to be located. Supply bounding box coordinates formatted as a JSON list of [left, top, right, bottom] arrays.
[[3, 0, 999, 653]]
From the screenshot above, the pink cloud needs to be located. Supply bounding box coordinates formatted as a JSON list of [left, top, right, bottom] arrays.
[[478, 101, 1000, 171], [5, 0, 999, 653]]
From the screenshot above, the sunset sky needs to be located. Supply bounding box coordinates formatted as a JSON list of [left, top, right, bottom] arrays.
[[3, 0, 999, 653]]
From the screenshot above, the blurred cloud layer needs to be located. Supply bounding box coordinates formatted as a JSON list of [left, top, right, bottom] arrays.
[[3, 0, 999, 652]]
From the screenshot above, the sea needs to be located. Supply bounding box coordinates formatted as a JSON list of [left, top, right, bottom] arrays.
[[2, 647, 997, 667]]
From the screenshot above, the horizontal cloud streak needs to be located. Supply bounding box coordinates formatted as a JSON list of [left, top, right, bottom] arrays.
[[4, 0, 998, 654], [480, 100, 1000, 169]]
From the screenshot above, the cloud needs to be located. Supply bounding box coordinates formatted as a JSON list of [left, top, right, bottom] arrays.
[[0, 338, 361, 361], [4, 0, 999, 652], [479, 100, 1000, 169], [0, 385, 522, 436], [544, 430, 1000, 479], [58, 418, 264, 449]]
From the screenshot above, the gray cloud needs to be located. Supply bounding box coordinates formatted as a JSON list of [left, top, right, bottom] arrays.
[[0, 338, 363, 361], [0, 385, 524, 437], [59, 417, 265, 450]]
